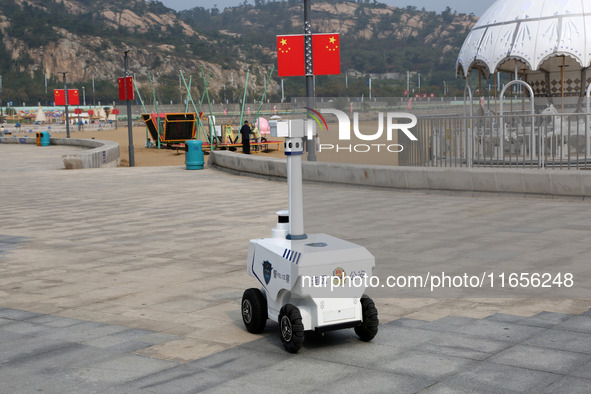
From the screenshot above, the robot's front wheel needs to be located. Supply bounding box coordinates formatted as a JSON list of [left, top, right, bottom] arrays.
[[355, 294, 379, 341], [241, 288, 268, 334], [279, 304, 305, 353]]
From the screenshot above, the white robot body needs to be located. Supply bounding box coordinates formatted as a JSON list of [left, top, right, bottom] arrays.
[[247, 233, 375, 330]]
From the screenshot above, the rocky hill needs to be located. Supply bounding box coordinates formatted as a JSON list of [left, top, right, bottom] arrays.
[[0, 0, 477, 104]]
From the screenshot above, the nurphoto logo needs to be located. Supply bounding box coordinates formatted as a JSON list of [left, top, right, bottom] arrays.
[[308, 106, 418, 153]]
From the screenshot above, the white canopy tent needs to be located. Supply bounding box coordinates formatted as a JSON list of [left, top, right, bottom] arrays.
[[456, 0, 591, 112], [34, 105, 47, 123]]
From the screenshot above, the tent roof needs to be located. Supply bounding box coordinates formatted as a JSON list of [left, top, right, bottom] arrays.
[[457, 0, 591, 77]]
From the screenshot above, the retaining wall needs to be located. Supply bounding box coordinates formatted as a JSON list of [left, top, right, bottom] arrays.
[[209, 150, 591, 200], [0, 136, 120, 169]]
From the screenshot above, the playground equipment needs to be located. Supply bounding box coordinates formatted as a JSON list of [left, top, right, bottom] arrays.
[[241, 119, 379, 353], [141, 113, 197, 148]]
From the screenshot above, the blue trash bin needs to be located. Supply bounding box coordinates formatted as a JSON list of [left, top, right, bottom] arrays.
[[185, 139, 204, 170], [40, 131, 50, 147]]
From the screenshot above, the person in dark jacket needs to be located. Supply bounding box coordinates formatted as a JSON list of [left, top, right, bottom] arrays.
[[240, 120, 252, 154]]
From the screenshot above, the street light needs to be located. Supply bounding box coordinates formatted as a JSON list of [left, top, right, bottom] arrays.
[[123, 49, 135, 167], [443, 81, 447, 96], [59, 71, 71, 138], [82, 86, 86, 106]]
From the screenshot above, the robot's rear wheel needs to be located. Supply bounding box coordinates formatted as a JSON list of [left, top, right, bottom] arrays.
[[279, 304, 305, 353], [355, 294, 379, 341], [241, 288, 267, 334]]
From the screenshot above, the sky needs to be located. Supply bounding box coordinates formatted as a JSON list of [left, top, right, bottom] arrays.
[[158, 0, 497, 17]]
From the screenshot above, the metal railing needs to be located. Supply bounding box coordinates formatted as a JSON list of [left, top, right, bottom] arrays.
[[400, 111, 591, 169]]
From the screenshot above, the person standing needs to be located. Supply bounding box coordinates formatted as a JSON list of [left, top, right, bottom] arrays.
[[240, 120, 252, 154]]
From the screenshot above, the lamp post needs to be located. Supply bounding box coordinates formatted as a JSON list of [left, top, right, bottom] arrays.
[[123, 49, 135, 167], [82, 86, 86, 106], [59, 71, 70, 138], [304, 0, 316, 161]]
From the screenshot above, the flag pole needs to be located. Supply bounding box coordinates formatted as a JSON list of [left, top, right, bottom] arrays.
[[240, 70, 250, 126], [304, 0, 316, 161]]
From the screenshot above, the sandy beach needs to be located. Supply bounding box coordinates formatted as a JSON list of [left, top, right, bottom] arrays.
[[42, 118, 402, 167]]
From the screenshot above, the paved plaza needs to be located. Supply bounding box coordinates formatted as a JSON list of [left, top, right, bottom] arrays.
[[1, 144, 591, 393]]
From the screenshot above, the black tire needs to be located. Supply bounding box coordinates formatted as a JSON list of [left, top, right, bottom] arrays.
[[241, 288, 267, 334], [278, 304, 305, 353], [355, 295, 379, 342]]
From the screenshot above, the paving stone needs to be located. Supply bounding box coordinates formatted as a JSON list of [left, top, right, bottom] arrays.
[[518, 311, 575, 328], [123, 365, 239, 394], [483, 313, 525, 323], [189, 345, 290, 375], [113, 328, 158, 340], [313, 369, 436, 394], [0, 308, 43, 321], [452, 320, 546, 343], [1, 320, 52, 336], [570, 360, 591, 380], [27, 314, 85, 327], [216, 357, 357, 392], [0, 335, 72, 364], [489, 344, 591, 374], [524, 329, 591, 354], [422, 362, 561, 393], [372, 324, 441, 349], [35, 321, 129, 343], [0, 328, 26, 344], [540, 376, 591, 394], [554, 316, 591, 334], [74, 354, 179, 385], [368, 349, 476, 380], [416, 332, 513, 361]]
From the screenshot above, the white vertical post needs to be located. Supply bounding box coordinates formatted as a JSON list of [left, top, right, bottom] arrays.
[[285, 120, 306, 240]]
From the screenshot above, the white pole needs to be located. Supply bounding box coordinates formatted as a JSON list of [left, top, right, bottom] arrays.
[[407, 70, 410, 97], [418, 73, 421, 92], [287, 152, 305, 238], [281, 79, 284, 103], [369, 78, 372, 99]]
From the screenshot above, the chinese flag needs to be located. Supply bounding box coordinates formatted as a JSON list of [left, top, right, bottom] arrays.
[[312, 33, 341, 75], [277, 35, 305, 77], [118, 77, 134, 101], [68, 89, 80, 105], [54, 89, 65, 106]]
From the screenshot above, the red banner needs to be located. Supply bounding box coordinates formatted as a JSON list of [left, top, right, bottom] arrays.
[[312, 33, 340, 75], [118, 77, 134, 101], [112, 109, 120, 115], [277, 33, 341, 76], [74, 108, 82, 115], [54, 89, 79, 106], [277, 35, 305, 77], [69, 89, 80, 105], [54, 89, 65, 106]]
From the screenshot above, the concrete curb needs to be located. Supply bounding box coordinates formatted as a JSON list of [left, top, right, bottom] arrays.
[[0, 136, 120, 169], [209, 150, 591, 199]]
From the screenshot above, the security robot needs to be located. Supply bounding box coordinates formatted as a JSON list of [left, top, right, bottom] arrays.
[[241, 119, 378, 353]]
